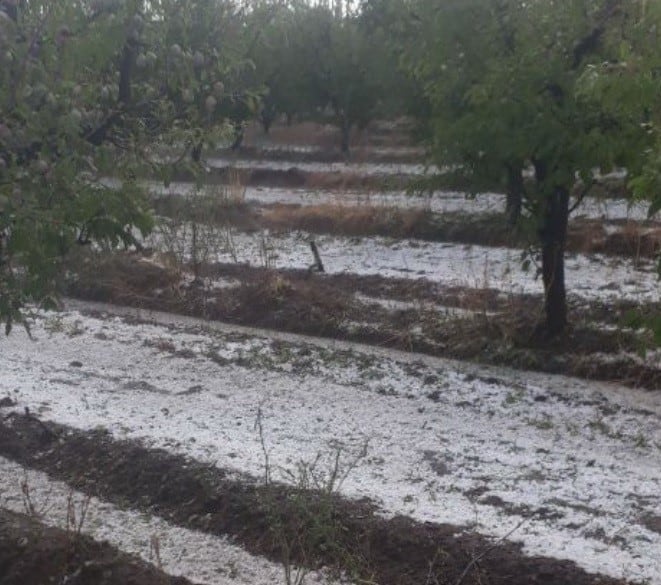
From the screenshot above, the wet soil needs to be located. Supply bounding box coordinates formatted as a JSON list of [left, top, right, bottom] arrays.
[[0, 508, 192, 585], [0, 414, 628, 585]]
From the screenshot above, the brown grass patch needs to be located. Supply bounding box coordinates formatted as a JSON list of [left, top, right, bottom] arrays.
[[262, 203, 435, 239], [568, 219, 661, 259], [66, 251, 183, 307], [303, 170, 411, 191], [64, 251, 660, 389], [168, 165, 413, 192]]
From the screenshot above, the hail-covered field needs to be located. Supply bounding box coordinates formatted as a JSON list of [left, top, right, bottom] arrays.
[[1, 305, 660, 584], [3, 138, 660, 585]]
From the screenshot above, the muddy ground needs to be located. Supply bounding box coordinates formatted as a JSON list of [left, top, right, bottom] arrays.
[[0, 413, 628, 585], [0, 508, 192, 585]]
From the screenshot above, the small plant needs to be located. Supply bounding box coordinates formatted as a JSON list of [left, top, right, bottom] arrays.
[[19, 471, 56, 521], [587, 416, 615, 438], [20, 472, 41, 517], [634, 432, 650, 449], [152, 186, 239, 281], [258, 230, 277, 269], [65, 490, 92, 541], [221, 224, 239, 263], [254, 404, 370, 585], [149, 534, 163, 570], [526, 416, 554, 431], [220, 169, 247, 207], [43, 314, 65, 335], [502, 388, 525, 406]]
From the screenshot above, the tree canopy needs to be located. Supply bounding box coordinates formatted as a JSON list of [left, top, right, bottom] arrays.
[[403, 0, 659, 334], [1, 0, 659, 336], [0, 0, 245, 332]]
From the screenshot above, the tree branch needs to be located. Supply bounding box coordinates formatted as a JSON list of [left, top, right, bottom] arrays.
[[572, 0, 622, 69], [569, 178, 595, 214]]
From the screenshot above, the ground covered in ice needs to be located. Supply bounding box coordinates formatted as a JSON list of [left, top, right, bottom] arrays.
[[1, 306, 659, 584]]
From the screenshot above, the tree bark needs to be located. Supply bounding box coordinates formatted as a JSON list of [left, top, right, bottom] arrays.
[[540, 185, 570, 336], [260, 108, 275, 135], [191, 141, 203, 163], [534, 160, 570, 336], [534, 162, 570, 337], [230, 123, 244, 150], [340, 117, 351, 155], [261, 117, 273, 135], [505, 163, 523, 227], [118, 44, 135, 106]]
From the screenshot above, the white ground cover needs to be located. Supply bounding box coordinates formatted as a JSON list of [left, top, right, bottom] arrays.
[[0, 457, 336, 585], [1, 305, 660, 584], [145, 228, 660, 304], [146, 181, 656, 222], [252, 145, 425, 158], [205, 156, 434, 177]]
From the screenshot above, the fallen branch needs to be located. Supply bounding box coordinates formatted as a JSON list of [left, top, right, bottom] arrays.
[[455, 518, 528, 585]]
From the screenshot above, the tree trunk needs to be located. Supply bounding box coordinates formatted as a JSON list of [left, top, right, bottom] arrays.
[[534, 160, 570, 336], [340, 118, 351, 155], [230, 123, 244, 150], [540, 192, 570, 335], [505, 163, 523, 227], [191, 221, 200, 284], [260, 110, 275, 135], [191, 141, 203, 163]]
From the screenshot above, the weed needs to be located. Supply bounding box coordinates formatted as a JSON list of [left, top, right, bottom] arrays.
[[258, 230, 277, 269], [526, 416, 554, 431], [149, 534, 163, 570], [255, 404, 370, 584], [20, 472, 42, 517], [634, 433, 650, 448], [21, 470, 89, 544], [151, 178, 247, 279], [65, 490, 92, 540], [587, 416, 616, 438], [43, 315, 65, 334], [503, 388, 525, 406]]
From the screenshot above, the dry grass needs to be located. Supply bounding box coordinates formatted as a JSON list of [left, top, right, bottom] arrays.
[[66, 251, 183, 306], [567, 219, 661, 260], [262, 203, 434, 239]]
